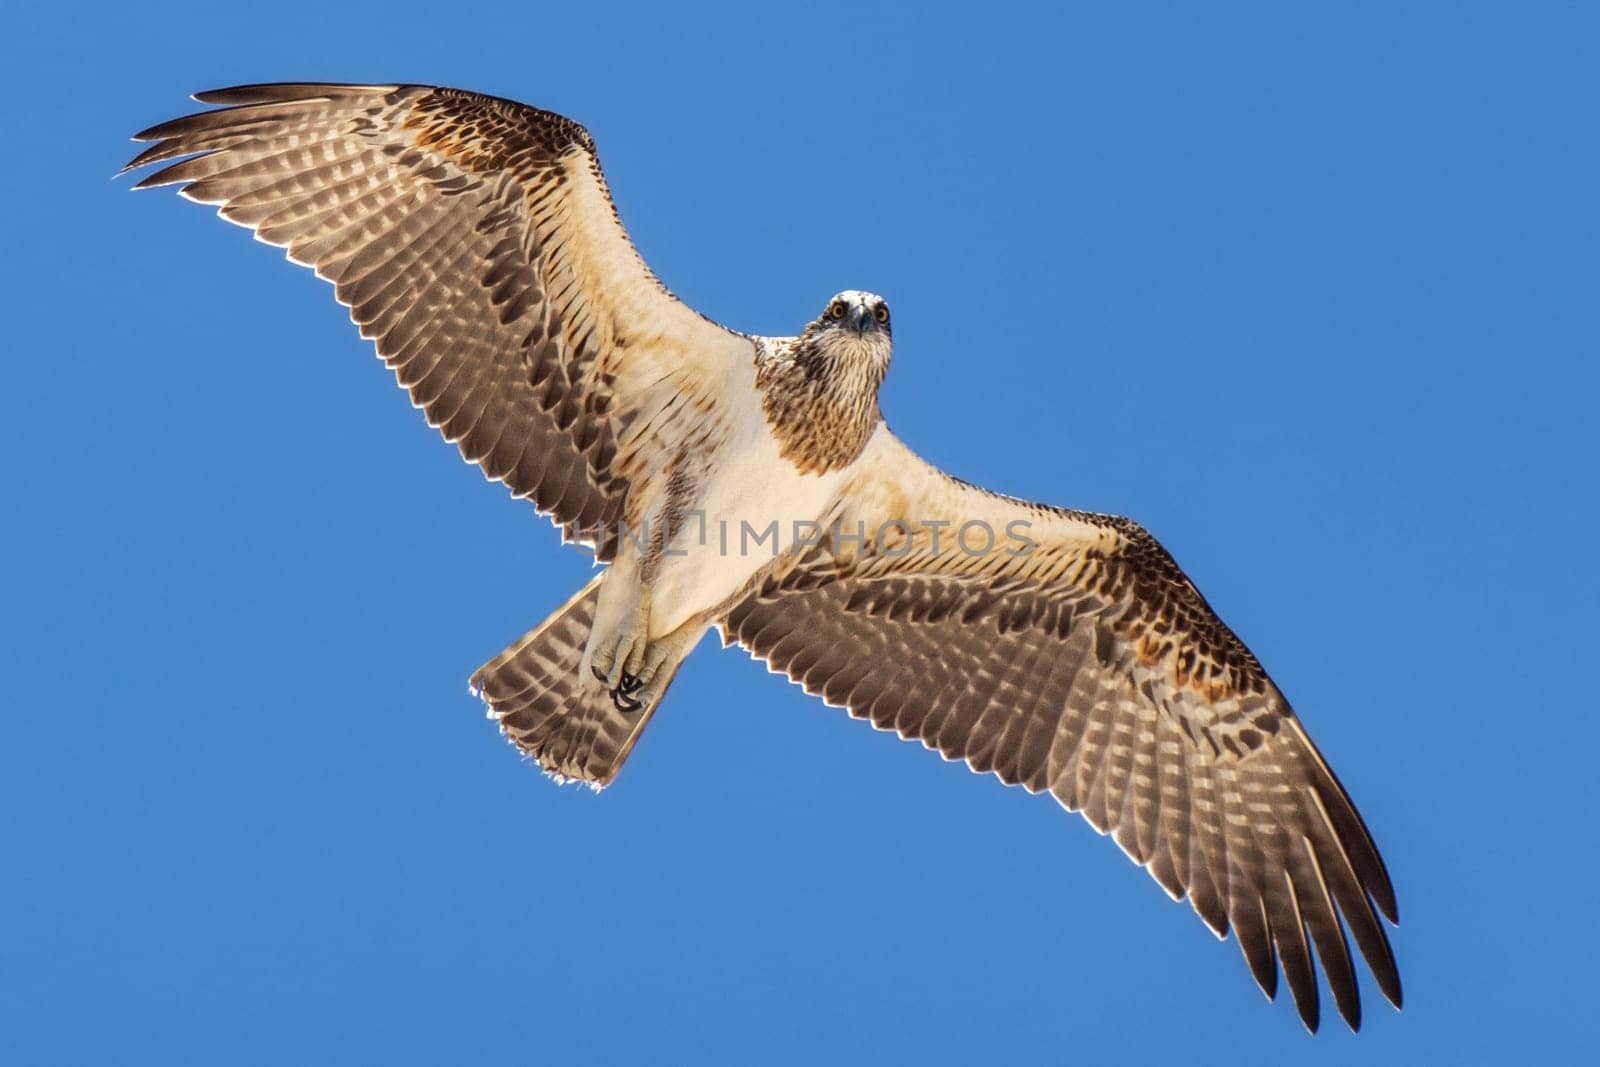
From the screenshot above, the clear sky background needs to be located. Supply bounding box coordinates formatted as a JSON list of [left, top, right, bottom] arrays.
[[4, 2, 1597, 1063]]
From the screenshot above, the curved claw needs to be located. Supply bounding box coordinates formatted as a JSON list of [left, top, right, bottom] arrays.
[[609, 671, 646, 714]]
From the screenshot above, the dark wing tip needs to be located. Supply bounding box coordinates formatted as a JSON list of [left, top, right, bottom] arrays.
[[1365, 854, 1400, 926], [1333, 980, 1362, 1032], [123, 84, 408, 181], [1381, 967, 1405, 1010], [191, 82, 401, 106], [1297, 731, 1400, 926], [1380, 884, 1400, 925], [120, 142, 198, 181]]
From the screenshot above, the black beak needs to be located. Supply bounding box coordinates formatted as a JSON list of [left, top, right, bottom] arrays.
[[847, 304, 871, 334]]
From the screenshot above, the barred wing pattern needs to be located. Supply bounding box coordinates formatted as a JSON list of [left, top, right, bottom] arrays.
[[723, 431, 1401, 1032], [126, 83, 752, 555]]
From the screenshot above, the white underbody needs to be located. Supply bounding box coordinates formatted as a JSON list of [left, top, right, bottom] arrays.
[[646, 406, 850, 638]]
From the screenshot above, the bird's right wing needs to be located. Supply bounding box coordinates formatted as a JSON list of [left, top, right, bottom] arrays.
[[126, 83, 755, 556]]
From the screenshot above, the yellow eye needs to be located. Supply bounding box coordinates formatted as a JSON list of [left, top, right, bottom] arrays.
[[828, 301, 847, 320], [873, 304, 889, 324]]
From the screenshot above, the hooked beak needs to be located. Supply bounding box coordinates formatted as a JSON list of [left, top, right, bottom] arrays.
[[847, 303, 872, 334]]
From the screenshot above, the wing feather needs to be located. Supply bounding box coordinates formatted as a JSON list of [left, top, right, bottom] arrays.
[[126, 83, 753, 557], [723, 428, 1399, 1031]]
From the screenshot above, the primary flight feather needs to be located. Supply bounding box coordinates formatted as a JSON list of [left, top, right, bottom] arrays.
[[126, 83, 1401, 1033]]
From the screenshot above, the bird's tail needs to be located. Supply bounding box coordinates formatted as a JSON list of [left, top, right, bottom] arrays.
[[470, 575, 667, 788]]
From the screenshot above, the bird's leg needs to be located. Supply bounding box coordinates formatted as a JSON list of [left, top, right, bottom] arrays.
[[581, 470, 705, 712], [580, 566, 708, 715], [581, 556, 653, 707], [629, 620, 710, 711]]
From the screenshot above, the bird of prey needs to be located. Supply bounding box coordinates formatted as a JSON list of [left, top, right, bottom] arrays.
[[126, 83, 1401, 1033]]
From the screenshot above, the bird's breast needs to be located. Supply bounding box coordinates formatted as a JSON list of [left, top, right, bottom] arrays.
[[646, 415, 850, 637]]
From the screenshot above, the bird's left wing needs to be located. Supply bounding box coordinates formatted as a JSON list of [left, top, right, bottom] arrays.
[[125, 84, 754, 557], [721, 429, 1400, 1032]]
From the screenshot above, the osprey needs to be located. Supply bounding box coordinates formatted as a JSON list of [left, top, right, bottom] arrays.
[[127, 83, 1400, 1033]]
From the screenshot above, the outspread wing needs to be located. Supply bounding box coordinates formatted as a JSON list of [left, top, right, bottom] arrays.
[[722, 430, 1401, 1032], [125, 83, 753, 556]]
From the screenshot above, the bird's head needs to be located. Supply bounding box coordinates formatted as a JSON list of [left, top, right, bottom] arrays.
[[814, 289, 891, 339], [798, 290, 893, 381]]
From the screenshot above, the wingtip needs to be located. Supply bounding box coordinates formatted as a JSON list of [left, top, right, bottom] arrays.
[[118, 150, 165, 183], [1366, 873, 1400, 926], [190, 82, 401, 106], [1250, 963, 1279, 1005], [191, 85, 255, 104], [129, 171, 174, 191]]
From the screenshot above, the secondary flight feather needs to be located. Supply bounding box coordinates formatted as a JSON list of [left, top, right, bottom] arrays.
[[126, 83, 1401, 1033]]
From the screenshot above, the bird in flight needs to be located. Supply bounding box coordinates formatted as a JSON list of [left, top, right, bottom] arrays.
[[126, 83, 1400, 1033]]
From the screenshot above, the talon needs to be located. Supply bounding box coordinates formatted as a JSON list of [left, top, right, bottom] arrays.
[[610, 671, 646, 714]]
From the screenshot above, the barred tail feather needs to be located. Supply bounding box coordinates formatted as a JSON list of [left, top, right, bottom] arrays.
[[471, 575, 660, 788]]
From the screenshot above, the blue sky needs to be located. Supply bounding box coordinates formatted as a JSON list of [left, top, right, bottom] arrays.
[[4, 1, 1597, 1062]]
